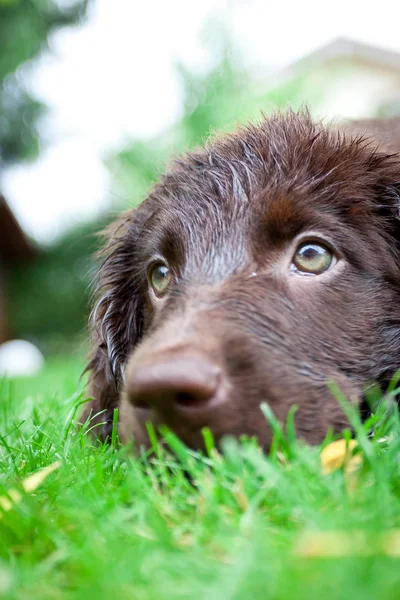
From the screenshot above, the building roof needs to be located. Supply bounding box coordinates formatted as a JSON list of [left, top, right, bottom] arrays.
[[0, 195, 35, 261], [282, 37, 400, 77]]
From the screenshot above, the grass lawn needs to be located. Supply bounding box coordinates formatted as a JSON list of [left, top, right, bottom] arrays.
[[1, 358, 400, 599]]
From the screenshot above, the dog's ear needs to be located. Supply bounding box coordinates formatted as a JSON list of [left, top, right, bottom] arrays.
[[83, 198, 157, 440]]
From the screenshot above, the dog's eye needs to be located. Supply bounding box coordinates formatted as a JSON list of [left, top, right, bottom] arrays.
[[292, 242, 334, 275], [148, 262, 171, 296]]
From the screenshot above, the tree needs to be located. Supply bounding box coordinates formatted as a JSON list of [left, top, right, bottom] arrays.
[[109, 22, 308, 208], [7, 17, 307, 350], [0, 0, 88, 163]]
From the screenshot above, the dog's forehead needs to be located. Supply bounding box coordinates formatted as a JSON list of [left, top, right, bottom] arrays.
[[156, 120, 380, 237], [151, 188, 328, 283], [156, 191, 251, 278], [144, 113, 400, 277], [155, 167, 357, 253]]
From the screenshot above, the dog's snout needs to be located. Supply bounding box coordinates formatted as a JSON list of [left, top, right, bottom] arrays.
[[126, 352, 223, 419]]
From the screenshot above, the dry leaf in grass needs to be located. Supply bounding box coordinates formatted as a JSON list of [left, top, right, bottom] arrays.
[[294, 530, 400, 558], [0, 461, 61, 513], [294, 531, 369, 557], [233, 478, 249, 512], [320, 439, 361, 475]]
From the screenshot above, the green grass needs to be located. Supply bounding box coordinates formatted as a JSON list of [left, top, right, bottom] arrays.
[[1, 360, 400, 599]]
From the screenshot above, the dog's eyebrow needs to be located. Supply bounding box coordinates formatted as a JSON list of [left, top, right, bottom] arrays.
[[141, 216, 185, 267], [253, 191, 359, 253], [253, 194, 311, 247], [159, 227, 185, 266]]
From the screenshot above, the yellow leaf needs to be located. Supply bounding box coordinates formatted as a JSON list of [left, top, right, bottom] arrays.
[[0, 461, 61, 514], [320, 439, 361, 475], [294, 531, 372, 557], [294, 530, 400, 558], [232, 478, 249, 512]]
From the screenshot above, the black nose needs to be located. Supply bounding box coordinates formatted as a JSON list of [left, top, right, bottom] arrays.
[[126, 351, 223, 420]]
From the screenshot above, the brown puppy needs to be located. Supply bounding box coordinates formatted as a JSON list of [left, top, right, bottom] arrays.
[[84, 111, 400, 451]]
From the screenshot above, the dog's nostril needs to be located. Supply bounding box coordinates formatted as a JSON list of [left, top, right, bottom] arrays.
[[175, 391, 206, 408], [127, 353, 222, 415], [134, 397, 151, 410]]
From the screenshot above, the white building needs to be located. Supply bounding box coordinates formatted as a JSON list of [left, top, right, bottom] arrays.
[[272, 37, 400, 120]]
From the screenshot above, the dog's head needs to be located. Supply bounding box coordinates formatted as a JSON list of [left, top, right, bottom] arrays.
[[88, 111, 400, 450]]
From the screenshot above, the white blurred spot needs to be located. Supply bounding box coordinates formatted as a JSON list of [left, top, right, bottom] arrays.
[[0, 340, 45, 378]]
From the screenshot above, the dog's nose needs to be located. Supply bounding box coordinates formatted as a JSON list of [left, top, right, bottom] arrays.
[[126, 352, 222, 419]]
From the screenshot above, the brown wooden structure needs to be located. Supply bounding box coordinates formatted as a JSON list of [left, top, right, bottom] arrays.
[[0, 194, 35, 343]]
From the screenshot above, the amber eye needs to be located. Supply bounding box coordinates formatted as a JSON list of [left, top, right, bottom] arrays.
[[148, 262, 171, 296], [292, 242, 334, 275]]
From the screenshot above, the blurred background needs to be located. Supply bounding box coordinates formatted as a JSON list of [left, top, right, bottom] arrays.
[[1, 0, 400, 369]]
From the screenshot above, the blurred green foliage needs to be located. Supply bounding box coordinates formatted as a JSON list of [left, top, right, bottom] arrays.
[[110, 31, 309, 204], [7, 216, 111, 353], [7, 24, 308, 352], [0, 0, 88, 163]]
